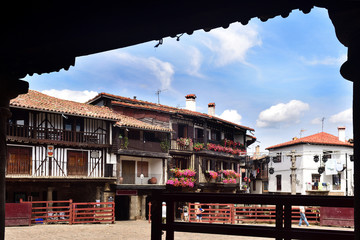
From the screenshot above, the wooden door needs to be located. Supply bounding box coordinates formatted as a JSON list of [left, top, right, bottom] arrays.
[[7, 146, 31, 175], [122, 160, 135, 184], [67, 151, 88, 176]]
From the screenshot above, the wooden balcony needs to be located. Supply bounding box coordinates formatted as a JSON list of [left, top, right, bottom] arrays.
[[127, 139, 163, 153], [170, 139, 193, 152], [6, 123, 109, 146]]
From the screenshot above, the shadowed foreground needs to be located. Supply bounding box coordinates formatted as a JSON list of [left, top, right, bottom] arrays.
[[5, 220, 353, 240]]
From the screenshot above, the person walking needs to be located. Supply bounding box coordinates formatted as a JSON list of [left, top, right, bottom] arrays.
[[299, 206, 309, 227], [196, 205, 204, 222]]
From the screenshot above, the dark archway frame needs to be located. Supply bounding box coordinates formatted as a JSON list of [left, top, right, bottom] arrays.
[[1, 1, 359, 239]]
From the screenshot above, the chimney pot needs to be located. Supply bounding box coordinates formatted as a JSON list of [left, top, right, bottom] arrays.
[[185, 94, 196, 111], [208, 102, 215, 116], [338, 126, 346, 142]]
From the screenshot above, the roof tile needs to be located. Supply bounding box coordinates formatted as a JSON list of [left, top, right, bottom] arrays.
[[266, 132, 353, 150]]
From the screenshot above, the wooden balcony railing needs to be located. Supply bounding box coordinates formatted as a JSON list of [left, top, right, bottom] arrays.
[[170, 140, 193, 151], [150, 192, 354, 240], [7, 123, 108, 145], [123, 139, 164, 153]]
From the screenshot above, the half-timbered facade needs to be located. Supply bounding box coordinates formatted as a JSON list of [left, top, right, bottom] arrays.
[[87, 93, 256, 196], [6, 90, 168, 206]]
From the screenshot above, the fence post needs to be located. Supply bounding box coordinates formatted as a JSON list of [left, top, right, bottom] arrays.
[[275, 203, 284, 240], [150, 190, 162, 240], [112, 202, 115, 224], [148, 202, 152, 223], [231, 204, 234, 224], [69, 199, 73, 225]]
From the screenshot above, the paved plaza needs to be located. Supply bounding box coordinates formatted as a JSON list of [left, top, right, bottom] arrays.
[[5, 220, 353, 240]]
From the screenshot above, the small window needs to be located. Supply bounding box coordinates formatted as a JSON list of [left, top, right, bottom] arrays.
[[263, 181, 269, 192], [178, 124, 188, 138], [276, 175, 282, 191], [332, 173, 341, 190], [273, 153, 282, 163]]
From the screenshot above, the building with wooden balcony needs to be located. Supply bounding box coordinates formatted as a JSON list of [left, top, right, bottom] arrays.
[[266, 127, 354, 196], [6, 90, 167, 206], [87, 93, 256, 198]]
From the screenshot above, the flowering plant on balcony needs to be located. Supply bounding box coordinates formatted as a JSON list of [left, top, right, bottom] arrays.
[[222, 178, 237, 184], [243, 177, 251, 183], [170, 168, 196, 177], [222, 139, 246, 150], [193, 142, 205, 151], [177, 137, 193, 147], [220, 169, 241, 178], [219, 169, 240, 184], [206, 170, 218, 179], [166, 177, 196, 188], [206, 143, 246, 156]]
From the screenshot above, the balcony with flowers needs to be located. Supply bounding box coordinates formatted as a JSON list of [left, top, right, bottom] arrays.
[[170, 137, 193, 152], [193, 139, 246, 159], [203, 169, 241, 191], [166, 168, 197, 191]]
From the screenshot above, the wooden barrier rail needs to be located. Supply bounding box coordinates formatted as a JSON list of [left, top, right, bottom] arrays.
[[150, 192, 354, 240], [72, 202, 115, 224], [20, 199, 114, 224]]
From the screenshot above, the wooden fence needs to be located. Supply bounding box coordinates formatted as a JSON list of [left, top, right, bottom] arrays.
[[20, 199, 114, 224], [149, 202, 320, 224]]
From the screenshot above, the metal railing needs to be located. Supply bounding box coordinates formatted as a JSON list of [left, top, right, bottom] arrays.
[[150, 192, 354, 240]]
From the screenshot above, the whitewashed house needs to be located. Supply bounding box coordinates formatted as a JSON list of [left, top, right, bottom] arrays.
[[266, 127, 353, 196]]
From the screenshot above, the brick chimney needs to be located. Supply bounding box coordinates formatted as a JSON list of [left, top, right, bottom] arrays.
[[338, 126, 346, 142], [185, 94, 196, 111], [208, 103, 215, 116]]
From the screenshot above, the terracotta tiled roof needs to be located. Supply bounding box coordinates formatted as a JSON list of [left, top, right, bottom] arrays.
[[10, 90, 171, 132], [185, 94, 196, 99], [266, 132, 353, 150], [87, 92, 254, 131]]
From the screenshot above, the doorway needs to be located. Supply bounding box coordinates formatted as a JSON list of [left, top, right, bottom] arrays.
[[122, 160, 135, 184], [115, 195, 130, 220]]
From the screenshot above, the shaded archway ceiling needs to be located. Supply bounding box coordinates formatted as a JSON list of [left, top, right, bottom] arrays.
[[1, 0, 358, 78]]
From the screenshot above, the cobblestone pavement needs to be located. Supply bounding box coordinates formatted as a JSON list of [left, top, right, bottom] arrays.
[[5, 221, 354, 240]]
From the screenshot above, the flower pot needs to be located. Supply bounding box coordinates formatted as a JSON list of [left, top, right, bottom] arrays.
[[148, 177, 157, 184]]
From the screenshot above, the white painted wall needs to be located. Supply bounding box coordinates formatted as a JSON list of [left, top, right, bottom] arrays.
[[268, 144, 353, 195]]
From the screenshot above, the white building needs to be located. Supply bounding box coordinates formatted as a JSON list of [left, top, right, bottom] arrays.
[[266, 127, 353, 196]]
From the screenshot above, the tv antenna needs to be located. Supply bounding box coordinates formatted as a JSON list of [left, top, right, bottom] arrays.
[[321, 117, 325, 132], [155, 89, 167, 104]]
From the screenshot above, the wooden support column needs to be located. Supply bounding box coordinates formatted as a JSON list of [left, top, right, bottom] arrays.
[[0, 76, 28, 240], [339, 31, 360, 240]]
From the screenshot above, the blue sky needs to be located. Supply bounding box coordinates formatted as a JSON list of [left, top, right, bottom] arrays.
[[25, 8, 353, 154]]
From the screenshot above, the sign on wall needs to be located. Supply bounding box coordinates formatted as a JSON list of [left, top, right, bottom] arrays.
[[47, 145, 54, 157]]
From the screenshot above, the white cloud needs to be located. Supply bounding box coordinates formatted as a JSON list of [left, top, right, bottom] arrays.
[[203, 23, 261, 66], [329, 108, 352, 124], [256, 100, 310, 128], [311, 117, 324, 125], [186, 47, 204, 78], [301, 54, 346, 66], [104, 52, 175, 90], [218, 109, 242, 124], [42, 89, 98, 103]]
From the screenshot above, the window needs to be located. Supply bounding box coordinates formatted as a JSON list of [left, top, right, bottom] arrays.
[[128, 129, 140, 140], [64, 117, 83, 132], [273, 153, 282, 163], [263, 181, 269, 192], [312, 174, 321, 190], [137, 161, 148, 177], [332, 173, 341, 190], [195, 128, 204, 142], [276, 175, 282, 191], [175, 157, 189, 169], [7, 146, 32, 175], [178, 124, 188, 138]]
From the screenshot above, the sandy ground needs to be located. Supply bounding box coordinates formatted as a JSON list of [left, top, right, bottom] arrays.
[[5, 220, 354, 240]]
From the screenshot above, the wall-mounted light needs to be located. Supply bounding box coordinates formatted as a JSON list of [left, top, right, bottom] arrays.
[[313, 155, 319, 163]]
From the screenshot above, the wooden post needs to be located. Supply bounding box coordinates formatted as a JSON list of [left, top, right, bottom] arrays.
[[0, 78, 28, 240], [150, 190, 162, 240]]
